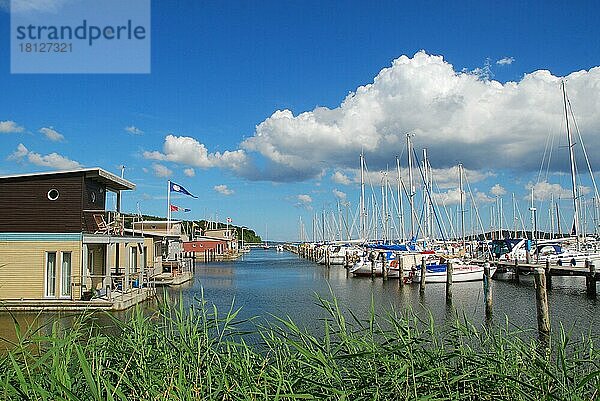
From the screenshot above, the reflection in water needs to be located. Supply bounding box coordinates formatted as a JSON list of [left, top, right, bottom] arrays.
[[2, 249, 600, 347]]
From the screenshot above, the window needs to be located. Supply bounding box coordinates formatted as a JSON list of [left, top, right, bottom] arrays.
[[130, 247, 138, 273], [143, 246, 148, 269], [47, 189, 60, 201], [60, 252, 72, 298], [45, 252, 57, 297]]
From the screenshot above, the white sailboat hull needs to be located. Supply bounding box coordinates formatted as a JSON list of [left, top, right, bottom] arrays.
[[412, 264, 496, 283]]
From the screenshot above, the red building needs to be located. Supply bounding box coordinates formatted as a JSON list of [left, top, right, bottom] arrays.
[[183, 237, 228, 262]]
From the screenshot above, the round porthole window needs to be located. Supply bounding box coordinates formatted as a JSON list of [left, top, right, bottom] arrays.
[[47, 188, 60, 201]]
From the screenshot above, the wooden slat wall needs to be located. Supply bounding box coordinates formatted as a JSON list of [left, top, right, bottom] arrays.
[[0, 174, 84, 233], [82, 179, 108, 232], [0, 241, 81, 300]]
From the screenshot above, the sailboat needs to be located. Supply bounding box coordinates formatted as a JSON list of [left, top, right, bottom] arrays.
[[262, 224, 270, 249], [544, 82, 600, 267]]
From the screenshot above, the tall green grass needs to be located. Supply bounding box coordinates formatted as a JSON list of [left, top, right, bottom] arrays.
[[1, 294, 599, 400]]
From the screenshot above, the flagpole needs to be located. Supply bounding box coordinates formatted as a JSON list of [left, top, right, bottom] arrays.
[[167, 180, 171, 233]]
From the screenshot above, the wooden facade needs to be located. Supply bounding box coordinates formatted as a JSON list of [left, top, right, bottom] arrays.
[[0, 169, 132, 233], [0, 169, 156, 310], [0, 235, 81, 299]]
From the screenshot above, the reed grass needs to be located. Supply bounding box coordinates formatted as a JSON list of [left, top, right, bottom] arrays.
[[1, 294, 599, 400]]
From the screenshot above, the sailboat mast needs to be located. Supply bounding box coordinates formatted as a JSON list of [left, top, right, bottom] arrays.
[[422, 148, 429, 240], [407, 133, 416, 240], [459, 163, 465, 249], [563, 81, 580, 250], [512, 193, 517, 238], [360, 152, 366, 241], [550, 194, 555, 239], [530, 187, 537, 242], [396, 156, 405, 242]]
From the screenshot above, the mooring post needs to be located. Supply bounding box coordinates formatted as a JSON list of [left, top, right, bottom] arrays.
[[513, 259, 520, 283], [370, 253, 375, 280], [398, 254, 405, 288], [419, 257, 427, 294], [484, 262, 493, 318], [446, 260, 453, 304], [326, 247, 331, 268], [545, 259, 552, 289], [534, 268, 551, 336], [586, 259, 597, 297]]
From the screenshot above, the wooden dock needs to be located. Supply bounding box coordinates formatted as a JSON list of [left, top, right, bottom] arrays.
[[493, 259, 599, 296]]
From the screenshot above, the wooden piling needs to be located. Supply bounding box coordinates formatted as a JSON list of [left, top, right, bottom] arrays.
[[483, 262, 493, 318], [513, 259, 520, 283], [398, 254, 404, 287], [534, 268, 551, 335], [446, 260, 453, 304], [371, 256, 375, 280], [544, 259, 552, 289], [586, 260, 597, 297], [419, 257, 426, 294]]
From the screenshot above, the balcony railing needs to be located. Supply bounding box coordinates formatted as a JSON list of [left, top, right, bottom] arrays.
[[70, 271, 155, 303], [83, 210, 144, 236]]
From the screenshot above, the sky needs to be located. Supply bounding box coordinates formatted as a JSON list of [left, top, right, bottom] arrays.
[[1, 0, 600, 241]]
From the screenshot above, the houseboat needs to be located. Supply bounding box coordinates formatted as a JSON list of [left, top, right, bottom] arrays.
[[0, 168, 155, 311]]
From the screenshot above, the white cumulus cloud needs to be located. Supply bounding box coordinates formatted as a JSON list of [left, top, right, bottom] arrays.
[[183, 168, 195, 177], [526, 180, 589, 201], [333, 189, 347, 202], [125, 126, 144, 135], [39, 127, 64, 142], [332, 171, 352, 185], [496, 57, 515, 65], [152, 163, 172, 178], [8, 143, 81, 170], [236, 51, 600, 182], [490, 184, 507, 196], [295, 194, 313, 209], [214, 184, 234, 196], [0, 120, 24, 133], [144, 134, 248, 172]]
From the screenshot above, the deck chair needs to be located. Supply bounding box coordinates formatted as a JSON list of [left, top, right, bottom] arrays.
[[93, 214, 114, 234]]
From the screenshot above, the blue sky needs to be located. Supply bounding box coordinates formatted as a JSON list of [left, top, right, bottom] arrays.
[[1, 0, 600, 241]]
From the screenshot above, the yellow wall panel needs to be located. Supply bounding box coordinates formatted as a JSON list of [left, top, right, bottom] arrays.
[[0, 241, 81, 300]]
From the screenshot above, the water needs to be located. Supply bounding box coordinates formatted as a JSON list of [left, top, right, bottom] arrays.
[[166, 249, 600, 336], [2, 249, 599, 347]]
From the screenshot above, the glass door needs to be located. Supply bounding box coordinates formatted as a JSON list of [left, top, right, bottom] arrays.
[[60, 252, 72, 298]]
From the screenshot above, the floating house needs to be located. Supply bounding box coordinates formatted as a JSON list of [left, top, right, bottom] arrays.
[[131, 220, 194, 285], [0, 168, 155, 311]]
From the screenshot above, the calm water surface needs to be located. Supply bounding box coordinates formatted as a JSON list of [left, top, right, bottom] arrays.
[[2, 249, 599, 346], [167, 249, 600, 335]]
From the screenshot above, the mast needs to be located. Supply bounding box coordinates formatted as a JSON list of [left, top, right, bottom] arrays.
[[499, 197, 503, 239], [396, 156, 405, 242], [550, 194, 555, 239], [407, 133, 416, 240], [360, 151, 366, 241], [512, 193, 517, 238], [563, 81, 580, 250], [459, 163, 465, 249], [530, 187, 537, 242], [422, 149, 430, 240]]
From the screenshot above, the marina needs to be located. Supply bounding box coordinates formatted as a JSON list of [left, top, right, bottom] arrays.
[[2, 1, 600, 398]]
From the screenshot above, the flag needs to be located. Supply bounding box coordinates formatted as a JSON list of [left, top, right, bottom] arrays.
[[169, 181, 197, 198], [170, 204, 191, 212], [226, 217, 232, 223]]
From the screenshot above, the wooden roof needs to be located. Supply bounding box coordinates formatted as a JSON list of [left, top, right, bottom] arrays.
[[0, 167, 135, 191]]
